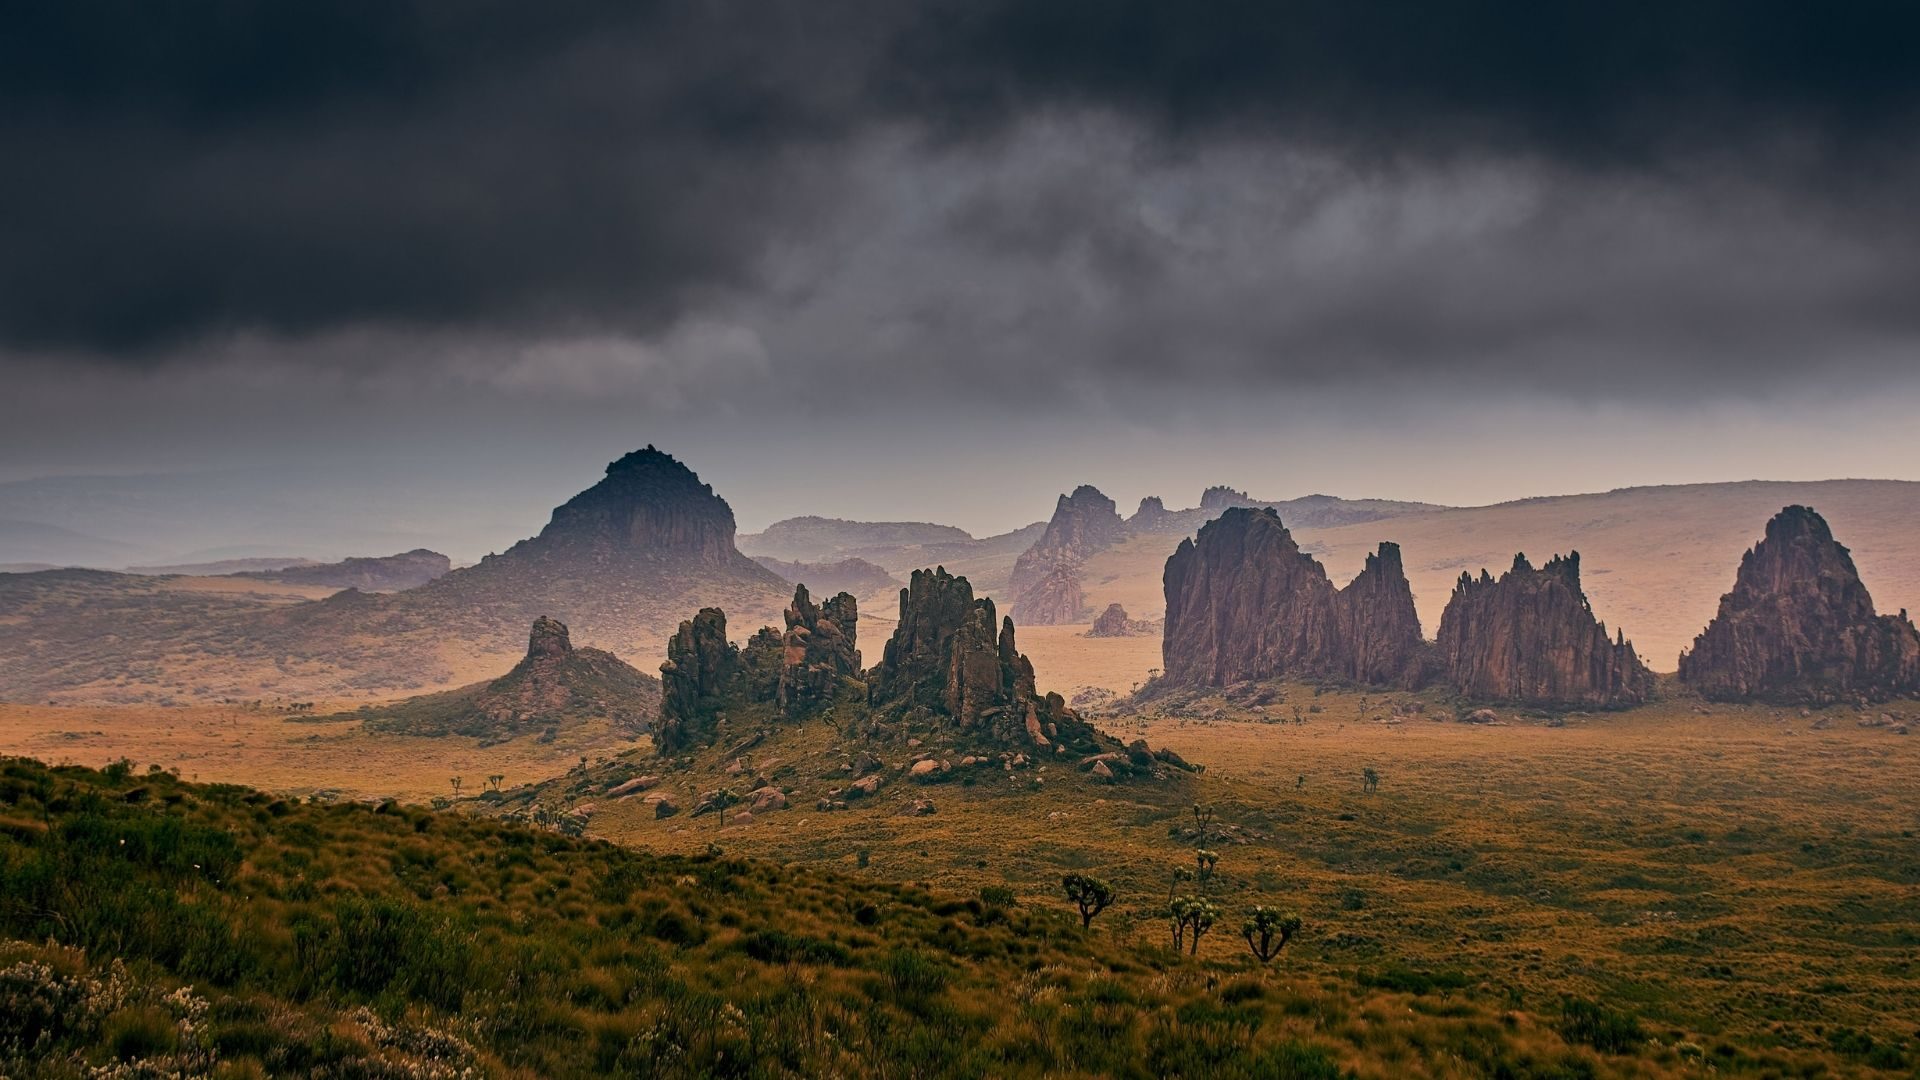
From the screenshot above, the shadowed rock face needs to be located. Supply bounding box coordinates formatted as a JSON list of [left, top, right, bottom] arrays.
[[1160, 508, 1425, 688], [531, 445, 741, 563], [778, 585, 861, 715], [870, 566, 1098, 750], [656, 585, 865, 749], [1010, 485, 1130, 625], [1436, 552, 1653, 708], [656, 608, 740, 751], [1679, 506, 1920, 703], [1338, 543, 1428, 687]]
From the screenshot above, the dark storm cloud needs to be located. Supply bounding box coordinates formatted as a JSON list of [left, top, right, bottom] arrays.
[[4, 1, 1920, 359]]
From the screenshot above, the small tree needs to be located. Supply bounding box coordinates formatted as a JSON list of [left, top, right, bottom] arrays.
[[1195, 848, 1220, 890], [1361, 767, 1380, 794], [487, 774, 504, 793], [1169, 895, 1219, 955], [449, 776, 462, 798], [1241, 906, 1303, 963], [1062, 873, 1115, 929], [1192, 803, 1215, 844]]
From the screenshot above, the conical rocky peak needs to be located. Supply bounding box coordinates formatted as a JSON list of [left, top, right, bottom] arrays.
[[1009, 484, 1131, 625], [1679, 506, 1920, 702], [532, 445, 739, 563], [1128, 496, 1176, 532]]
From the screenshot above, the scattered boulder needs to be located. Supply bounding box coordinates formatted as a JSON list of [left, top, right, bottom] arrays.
[[898, 798, 937, 816], [607, 775, 661, 798], [1090, 760, 1114, 781], [648, 794, 680, 819], [747, 786, 788, 812], [1678, 506, 1920, 703], [848, 775, 883, 798], [1462, 709, 1499, 724], [909, 759, 940, 779]]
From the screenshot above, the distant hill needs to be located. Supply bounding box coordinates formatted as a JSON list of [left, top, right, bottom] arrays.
[[0, 448, 790, 704], [740, 517, 975, 562], [128, 556, 319, 575], [347, 616, 660, 742], [751, 555, 901, 600], [0, 518, 140, 568], [238, 549, 451, 592]]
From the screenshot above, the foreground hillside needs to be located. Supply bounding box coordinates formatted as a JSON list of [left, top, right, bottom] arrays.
[[0, 758, 1554, 1078]]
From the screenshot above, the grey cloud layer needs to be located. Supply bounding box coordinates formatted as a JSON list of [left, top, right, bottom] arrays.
[[5, 1, 1920, 400]]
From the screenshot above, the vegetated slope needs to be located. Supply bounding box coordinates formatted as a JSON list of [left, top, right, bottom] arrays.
[[4, 752, 1835, 1079], [0, 448, 790, 704]]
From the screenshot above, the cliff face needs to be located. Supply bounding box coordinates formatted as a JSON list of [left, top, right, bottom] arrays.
[[1679, 506, 1920, 702], [1009, 485, 1131, 625], [1436, 552, 1653, 708], [1336, 543, 1429, 687], [870, 567, 1098, 750], [1160, 508, 1424, 688], [527, 446, 742, 564]]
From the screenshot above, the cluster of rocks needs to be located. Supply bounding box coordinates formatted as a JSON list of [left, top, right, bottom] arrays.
[[869, 566, 1105, 752], [1435, 553, 1654, 708], [654, 584, 863, 751], [1160, 508, 1427, 690], [1157, 507, 1652, 708], [1679, 506, 1920, 703]]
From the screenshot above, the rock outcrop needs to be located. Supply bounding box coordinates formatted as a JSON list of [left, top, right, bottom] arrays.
[[1086, 603, 1141, 638], [1009, 485, 1131, 625], [777, 585, 862, 715], [1160, 508, 1425, 689], [1338, 543, 1429, 687], [1200, 485, 1255, 513], [1128, 496, 1178, 533], [869, 567, 1101, 751], [1436, 552, 1653, 708], [528, 446, 742, 564], [1679, 506, 1920, 703], [656, 585, 865, 750], [355, 616, 660, 740]]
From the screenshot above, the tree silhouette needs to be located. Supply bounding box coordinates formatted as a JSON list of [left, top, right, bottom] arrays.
[[1362, 767, 1380, 794], [1062, 873, 1115, 929], [1241, 906, 1303, 963]]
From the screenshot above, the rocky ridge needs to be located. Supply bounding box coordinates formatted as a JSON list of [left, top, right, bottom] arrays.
[[1435, 552, 1653, 708]]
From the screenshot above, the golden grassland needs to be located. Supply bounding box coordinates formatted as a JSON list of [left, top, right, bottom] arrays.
[[5, 675, 1918, 1075], [0, 702, 632, 803], [512, 683, 1919, 1076]]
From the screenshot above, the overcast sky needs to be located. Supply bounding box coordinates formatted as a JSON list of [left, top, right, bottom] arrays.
[[4, 2, 1920, 556]]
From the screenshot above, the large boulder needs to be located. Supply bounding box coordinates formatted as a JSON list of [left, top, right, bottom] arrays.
[[1435, 552, 1653, 708], [1678, 506, 1920, 703]]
